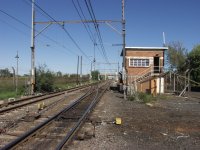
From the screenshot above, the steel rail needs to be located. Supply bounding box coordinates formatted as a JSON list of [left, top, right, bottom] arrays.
[[0, 83, 94, 114], [0, 92, 64, 114], [56, 83, 109, 149], [0, 86, 95, 150], [1, 83, 93, 107]]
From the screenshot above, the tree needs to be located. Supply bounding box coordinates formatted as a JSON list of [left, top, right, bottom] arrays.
[[166, 41, 188, 72], [91, 70, 100, 80], [56, 71, 62, 77], [35, 64, 55, 92], [187, 45, 200, 82], [0, 68, 12, 77]]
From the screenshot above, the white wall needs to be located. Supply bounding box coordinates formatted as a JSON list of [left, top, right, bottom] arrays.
[[156, 77, 164, 93]]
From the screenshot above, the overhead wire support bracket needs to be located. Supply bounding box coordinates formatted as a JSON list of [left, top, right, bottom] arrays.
[[105, 22, 122, 35], [34, 22, 52, 37], [34, 20, 121, 25]]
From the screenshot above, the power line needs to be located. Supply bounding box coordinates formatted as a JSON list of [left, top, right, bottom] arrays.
[[87, 0, 108, 61], [23, 0, 52, 21], [84, 0, 110, 64], [0, 9, 31, 29], [76, 0, 96, 42], [72, 0, 95, 44], [0, 18, 29, 37], [0, 8, 77, 56], [72, 0, 110, 64], [0, 18, 49, 48], [29, 0, 91, 61]]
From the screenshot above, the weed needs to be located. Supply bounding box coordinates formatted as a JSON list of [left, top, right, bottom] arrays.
[[128, 95, 136, 101], [128, 92, 157, 103]]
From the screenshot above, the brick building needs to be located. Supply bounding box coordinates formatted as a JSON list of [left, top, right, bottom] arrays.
[[122, 47, 168, 95]]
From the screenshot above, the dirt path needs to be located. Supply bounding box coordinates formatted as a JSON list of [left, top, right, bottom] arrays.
[[69, 90, 200, 150]]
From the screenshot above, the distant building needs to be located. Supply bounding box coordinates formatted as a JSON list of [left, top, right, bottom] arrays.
[[121, 46, 168, 95]]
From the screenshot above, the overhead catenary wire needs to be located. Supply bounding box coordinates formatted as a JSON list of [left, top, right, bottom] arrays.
[[29, 0, 91, 61], [88, 0, 109, 64], [0, 18, 30, 38], [0, 17, 51, 51], [0, 8, 78, 56], [72, 0, 95, 44], [76, 0, 96, 43], [84, 0, 110, 64], [85, 0, 106, 58], [71, 0, 106, 62], [23, 0, 53, 21]]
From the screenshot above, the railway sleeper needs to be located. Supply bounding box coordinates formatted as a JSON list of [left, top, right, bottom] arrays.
[[22, 113, 41, 122], [57, 116, 82, 121], [5, 130, 24, 137], [34, 134, 66, 139]]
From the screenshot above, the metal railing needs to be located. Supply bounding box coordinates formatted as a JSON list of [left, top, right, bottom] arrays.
[[135, 66, 165, 82]]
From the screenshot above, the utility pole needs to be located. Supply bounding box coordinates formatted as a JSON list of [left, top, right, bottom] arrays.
[[15, 51, 19, 93], [77, 56, 79, 85], [173, 73, 176, 93], [90, 61, 92, 81], [122, 0, 126, 99], [11, 67, 16, 91], [93, 41, 96, 71], [80, 56, 82, 84], [31, 0, 35, 95], [163, 32, 166, 46], [118, 62, 119, 73]]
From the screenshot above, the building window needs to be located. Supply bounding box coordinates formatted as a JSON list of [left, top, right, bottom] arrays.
[[129, 58, 149, 67]]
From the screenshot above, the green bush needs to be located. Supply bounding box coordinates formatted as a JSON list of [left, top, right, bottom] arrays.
[[128, 95, 136, 101], [91, 70, 100, 80], [138, 92, 152, 103], [35, 65, 55, 92], [128, 92, 156, 103]]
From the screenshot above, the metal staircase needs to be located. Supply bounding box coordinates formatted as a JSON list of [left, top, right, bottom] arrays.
[[136, 66, 164, 83]]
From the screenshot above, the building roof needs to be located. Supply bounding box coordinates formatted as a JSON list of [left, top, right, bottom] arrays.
[[121, 46, 168, 56], [125, 46, 168, 50]]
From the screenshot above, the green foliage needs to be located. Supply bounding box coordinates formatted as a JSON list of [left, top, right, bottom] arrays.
[[128, 95, 137, 101], [128, 92, 156, 103], [56, 71, 62, 77], [91, 70, 100, 80], [0, 91, 17, 100], [35, 64, 55, 92], [167, 41, 188, 72], [187, 45, 200, 82], [138, 92, 156, 103], [0, 68, 13, 77], [0, 77, 27, 100]]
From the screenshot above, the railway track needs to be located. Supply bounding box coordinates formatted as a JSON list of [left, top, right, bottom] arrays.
[[0, 83, 96, 143], [0, 82, 109, 150], [0, 83, 95, 114]]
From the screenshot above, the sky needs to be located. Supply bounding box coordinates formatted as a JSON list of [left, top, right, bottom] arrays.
[[0, 0, 200, 75]]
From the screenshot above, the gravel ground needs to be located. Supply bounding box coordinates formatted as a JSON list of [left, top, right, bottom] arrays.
[[68, 90, 200, 150], [0, 90, 85, 147]]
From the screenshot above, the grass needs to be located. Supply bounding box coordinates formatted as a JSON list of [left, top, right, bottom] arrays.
[[0, 91, 18, 100], [0, 77, 93, 100], [54, 77, 92, 91], [0, 77, 26, 100], [54, 83, 77, 90]]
